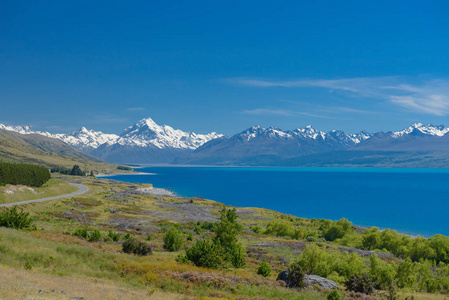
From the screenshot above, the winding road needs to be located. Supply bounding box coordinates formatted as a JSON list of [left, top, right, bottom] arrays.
[[0, 183, 89, 207]]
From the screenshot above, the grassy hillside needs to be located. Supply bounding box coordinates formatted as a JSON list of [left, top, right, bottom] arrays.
[[0, 175, 447, 299], [0, 129, 119, 173], [0, 178, 77, 204]]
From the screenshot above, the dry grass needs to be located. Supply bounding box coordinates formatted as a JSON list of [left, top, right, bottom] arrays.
[[0, 179, 77, 204], [0, 266, 185, 300]]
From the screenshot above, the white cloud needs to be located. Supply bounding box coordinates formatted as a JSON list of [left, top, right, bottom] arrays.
[[226, 76, 449, 116]]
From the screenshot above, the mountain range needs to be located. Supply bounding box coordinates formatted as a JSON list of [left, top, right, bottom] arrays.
[[2, 119, 449, 167]]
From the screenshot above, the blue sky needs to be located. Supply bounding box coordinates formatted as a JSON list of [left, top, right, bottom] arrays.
[[1, 1, 449, 136]]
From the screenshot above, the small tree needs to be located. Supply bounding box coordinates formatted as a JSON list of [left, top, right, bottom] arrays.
[[163, 227, 183, 252], [345, 273, 375, 295], [257, 260, 271, 277], [213, 208, 246, 267], [288, 260, 305, 288], [185, 239, 225, 269], [70, 165, 85, 176]]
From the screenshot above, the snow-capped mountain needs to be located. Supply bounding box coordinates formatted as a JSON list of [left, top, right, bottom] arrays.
[[0, 118, 222, 157], [3, 120, 449, 165], [176, 125, 372, 165], [353, 123, 449, 152], [390, 123, 449, 138], [52, 127, 119, 151], [115, 118, 223, 149], [87, 118, 224, 164], [0, 124, 36, 135]]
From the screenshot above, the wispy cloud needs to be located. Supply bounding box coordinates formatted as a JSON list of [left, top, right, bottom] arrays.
[[226, 76, 449, 116], [241, 108, 329, 119]]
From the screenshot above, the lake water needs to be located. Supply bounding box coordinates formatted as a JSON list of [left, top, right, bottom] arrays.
[[100, 167, 449, 237]]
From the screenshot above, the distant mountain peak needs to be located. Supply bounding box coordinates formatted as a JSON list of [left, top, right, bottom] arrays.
[[392, 123, 449, 138]]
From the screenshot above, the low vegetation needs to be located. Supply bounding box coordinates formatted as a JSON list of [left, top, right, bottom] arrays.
[[0, 174, 448, 299], [0, 206, 34, 229]]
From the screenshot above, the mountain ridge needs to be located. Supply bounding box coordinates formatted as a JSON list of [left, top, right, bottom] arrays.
[[2, 121, 449, 166]]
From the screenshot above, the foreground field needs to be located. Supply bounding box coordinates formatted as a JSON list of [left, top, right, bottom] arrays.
[[0, 174, 448, 299]]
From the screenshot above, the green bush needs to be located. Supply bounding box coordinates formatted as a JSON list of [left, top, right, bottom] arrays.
[[73, 228, 89, 239], [322, 218, 353, 241], [344, 273, 374, 295], [185, 239, 225, 269], [88, 230, 102, 242], [327, 289, 341, 300], [256, 260, 271, 277], [108, 230, 121, 242], [288, 260, 305, 288], [264, 220, 294, 237], [0, 206, 33, 229], [122, 238, 152, 256], [163, 227, 183, 252], [251, 225, 264, 234]]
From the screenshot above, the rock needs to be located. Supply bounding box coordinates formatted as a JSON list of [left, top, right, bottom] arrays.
[[71, 297, 84, 300], [276, 270, 289, 286], [303, 274, 338, 290], [60, 290, 68, 294], [109, 208, 119, 213], [276, 270, 338, 290]]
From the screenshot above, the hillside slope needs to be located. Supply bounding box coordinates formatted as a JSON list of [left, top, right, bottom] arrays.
[[0, 129, 118, 172]]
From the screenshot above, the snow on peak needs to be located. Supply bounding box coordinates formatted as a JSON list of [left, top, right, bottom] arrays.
[[391, 123, 449, 138], [0, 124, 35, 135], [293, 125, 326, 140], [118, 117, 224, 149], [55, 127, 119, 149]]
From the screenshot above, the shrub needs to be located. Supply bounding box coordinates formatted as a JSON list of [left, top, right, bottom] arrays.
[[288, 260, 305, 288], [73, 228, 89, 239], [88, 230, 101, 242], [108, 230, 121, 242], [185, 239, 225, 269], [264, 220, 294, 237], [251, 225, 264, 234], [327, 290, 342, 300], [323, 218, 353, 241], [296, 244, 332, 277], [344, 273, 374, 295], [0, 206, 33, 229], [163, 227, 183, 252], [122, 238, 152, 256], [257, 260, 271, 277]]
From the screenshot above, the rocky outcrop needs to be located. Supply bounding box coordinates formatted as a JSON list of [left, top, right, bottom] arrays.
[[276, 270, 338, 290]]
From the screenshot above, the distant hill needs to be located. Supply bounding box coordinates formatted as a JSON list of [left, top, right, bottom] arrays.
[[0, 129, 118, 172]]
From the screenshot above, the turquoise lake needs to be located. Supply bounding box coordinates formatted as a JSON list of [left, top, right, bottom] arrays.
[[101, 167, 449, 237]]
